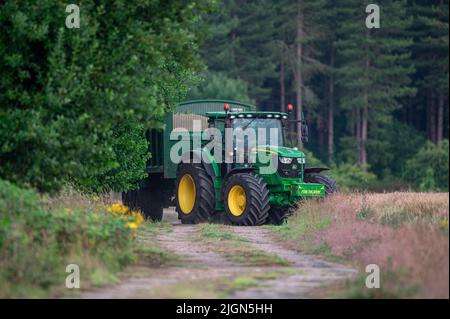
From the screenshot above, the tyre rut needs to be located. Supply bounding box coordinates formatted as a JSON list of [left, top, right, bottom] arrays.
[[82, 209, 356, 299]]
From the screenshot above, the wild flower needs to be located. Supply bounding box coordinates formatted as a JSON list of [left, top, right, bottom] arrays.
[[107, 201, 144, 230]]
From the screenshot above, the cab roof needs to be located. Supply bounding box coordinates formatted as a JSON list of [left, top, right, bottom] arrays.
[[206, 111, 289, 119]]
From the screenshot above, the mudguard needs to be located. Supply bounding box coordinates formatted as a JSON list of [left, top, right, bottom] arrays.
[[304, 167, 330, 175], [223, 167, 258, 181], [181, 150, 218, 180]]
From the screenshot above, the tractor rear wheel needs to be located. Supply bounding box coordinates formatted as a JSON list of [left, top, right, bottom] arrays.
[[266, 207, 291, 225], [222, 173, 270, 226], [304, 173, 338, 195], [175, 163, 215, 224]]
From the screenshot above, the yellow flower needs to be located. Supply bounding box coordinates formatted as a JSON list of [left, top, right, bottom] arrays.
[[108, 201, 131, 216], [126, 222, 138, 229]]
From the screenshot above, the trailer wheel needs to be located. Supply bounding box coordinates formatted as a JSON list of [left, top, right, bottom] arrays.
[[122, 186, 163, 222], [175, 163, 215, 224], [222, 173, 270, 226], [266, 207, 291, 225], [304, 173, 338, 195]]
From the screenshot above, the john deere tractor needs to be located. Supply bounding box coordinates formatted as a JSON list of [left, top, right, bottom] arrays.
[[123, 100, 337, 226]]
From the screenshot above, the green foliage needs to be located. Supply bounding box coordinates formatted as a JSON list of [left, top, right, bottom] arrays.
[[304, 149, 378, 191], [199, 0, 279, 102], [0, 0, 214, 193], [80, 121, 151, 192], [329, 163, 378, 191], [0, 179, 136, 297], [303, 148, 325, 167], [367, 120, 427, 178], [188, 72, 255, 104], [403, 140, 449, 191]]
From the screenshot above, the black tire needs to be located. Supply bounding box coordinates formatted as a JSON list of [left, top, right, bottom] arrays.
[[266, 207, 291, 225], [175, 163, 215, 224], [304, 173, 338, 195], [222, 173, 270, 226], [122, 186, 164, 222]]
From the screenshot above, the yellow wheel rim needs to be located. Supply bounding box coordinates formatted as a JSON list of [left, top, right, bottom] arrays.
[[178, 174, 196, 214], [228, 185, 246, 217]]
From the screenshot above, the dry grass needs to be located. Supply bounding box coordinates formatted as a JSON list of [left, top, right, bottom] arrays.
[[271, 192, 449, 298]]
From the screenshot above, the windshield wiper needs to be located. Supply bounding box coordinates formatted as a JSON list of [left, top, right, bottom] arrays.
[[241, 117, 257, 131]]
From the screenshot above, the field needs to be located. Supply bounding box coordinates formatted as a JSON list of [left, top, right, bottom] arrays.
[[268, 192, 449, 298]]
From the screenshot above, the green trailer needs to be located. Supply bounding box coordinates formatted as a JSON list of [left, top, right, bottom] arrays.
[[123, 99, 337, 226]]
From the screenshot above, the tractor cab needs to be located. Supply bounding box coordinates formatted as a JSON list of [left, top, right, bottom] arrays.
[[206, 110, 288, 147]]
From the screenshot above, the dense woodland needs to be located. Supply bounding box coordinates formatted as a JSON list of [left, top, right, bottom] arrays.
[[0, 0, 448, 193], [189, 0, 449, 190]]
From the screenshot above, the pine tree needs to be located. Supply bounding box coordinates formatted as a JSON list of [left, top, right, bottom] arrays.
[[273, 0, 329, 148], [199, 0, 279, 103], [410, 0, 449, 144], [335, 0, 415, 169]]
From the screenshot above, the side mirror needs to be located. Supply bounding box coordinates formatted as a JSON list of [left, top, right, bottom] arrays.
[[301, 123, 309, 143]]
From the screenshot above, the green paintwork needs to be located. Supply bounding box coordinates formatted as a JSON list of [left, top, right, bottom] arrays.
[[252, 145, 305, 158], [146, 100, 326, 212]]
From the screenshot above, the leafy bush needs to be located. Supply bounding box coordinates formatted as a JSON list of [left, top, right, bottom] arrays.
[[403, 140, 449, 191], [77, 121, 151, 192], [302, 149, 377, 191], [0, 179, 138, 297], [0, 1, 213, 193], [367, 120, 427, 178], [303, 148, 325, 167], [329, 163, 377, 191]]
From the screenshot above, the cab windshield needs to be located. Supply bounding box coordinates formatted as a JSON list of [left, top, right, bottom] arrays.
[[232, 118, 284, 147]]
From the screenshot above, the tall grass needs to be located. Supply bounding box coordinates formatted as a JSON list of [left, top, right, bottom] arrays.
[[0, 180, 138, 297], [270, 192, 449, 298]]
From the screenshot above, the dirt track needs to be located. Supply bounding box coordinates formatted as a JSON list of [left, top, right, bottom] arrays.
[[82, 208, 356, 299]]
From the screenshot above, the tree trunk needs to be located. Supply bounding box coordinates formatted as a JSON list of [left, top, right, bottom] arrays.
[[437, 93, 444, 143], [415, 103, 421, 131], [328, 43, 335, 164], [295, 0, 304, 149], [360, 37, 369, 170], [361, 96, 368, 169], [317, 113, 324, 151], [356, 107, 361, 163], [428, 92, 437, 143], [280, 54, 286, 113]]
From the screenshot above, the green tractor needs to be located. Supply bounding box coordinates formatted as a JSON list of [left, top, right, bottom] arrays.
[[123, 100, 337, 226]]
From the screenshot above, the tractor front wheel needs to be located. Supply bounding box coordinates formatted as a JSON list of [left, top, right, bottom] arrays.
[[222, 173, 270, 226], [266, 207, 292, 225], [175, 163, 215, 224], [304, 173, 338, 195]]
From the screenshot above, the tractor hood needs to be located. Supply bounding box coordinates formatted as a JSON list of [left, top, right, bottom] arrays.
[[252, 145, 305, 158]]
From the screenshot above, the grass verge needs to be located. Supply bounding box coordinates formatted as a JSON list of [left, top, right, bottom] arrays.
[[0, 179, 173, 297], [199, 224, 290, 266], [266, 192, 449, 298]]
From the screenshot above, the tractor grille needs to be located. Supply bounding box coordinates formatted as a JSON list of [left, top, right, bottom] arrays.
[[278, 162, 303, 179]]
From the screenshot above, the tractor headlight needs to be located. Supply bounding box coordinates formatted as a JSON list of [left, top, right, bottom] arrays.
[[279, 157, 293, 164], [297, 158, 306, 164]]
